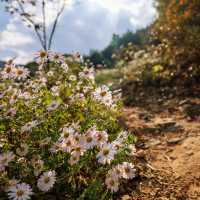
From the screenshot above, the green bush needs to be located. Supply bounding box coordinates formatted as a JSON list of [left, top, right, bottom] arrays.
[[0, 51, 136, 200]]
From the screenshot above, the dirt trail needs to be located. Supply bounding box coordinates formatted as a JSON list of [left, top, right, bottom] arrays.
[[122, 98, 200, 200]]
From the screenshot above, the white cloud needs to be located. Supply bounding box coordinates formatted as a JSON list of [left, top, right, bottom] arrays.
[[0, 0, 157, 64]]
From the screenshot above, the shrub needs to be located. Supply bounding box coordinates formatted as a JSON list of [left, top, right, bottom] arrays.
[[153, 0, 200, 83], [0, 51, 136, 200]]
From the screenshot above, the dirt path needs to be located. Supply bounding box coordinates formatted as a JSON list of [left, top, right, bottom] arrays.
[[121, 98, 200, 200]]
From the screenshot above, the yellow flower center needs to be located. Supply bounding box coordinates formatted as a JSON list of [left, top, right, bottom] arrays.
[[66, 140, 72, 146], [103, 149, 109, 156], [54, 55, 59, 59], [6, 67, 12, 73], [16, 189, 24, 196], [16, 69, 24, 75], [100, 91, 107, 97], [64, 132, 69, 138], [97, 134, 102, 141], [44, 177, 50, 184], [109, 180, 115, 186], [40, 51, 47, 58], [125, 167, 130, 173], [86, 137, 92, 143]]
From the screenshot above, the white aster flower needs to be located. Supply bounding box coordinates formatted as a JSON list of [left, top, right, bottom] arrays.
[[13, 67, 29, 80], [16, 144, 29, 157], [1, 64, 15, 79], [47, 71, 54, 77], [79, 67, 95, 80], [69, 75, 77, 81], [37, 170, 56, 192], [120, 162, 136, 179], [105, 176, 119, 193], [60, 136, 76, 153], [61, 63, 69, 72], [46, 101, 60, 112], [68, 151, 80, 166], [7, 182, 33, 200], [95, 130, 108, 147], [49, 52, 65, 63], [21, 120, 39, 132], [60, 126, 75, 139], [35, 50, 49, 63], [32, 159, 44, 176], [96, 143, 116, 165], [6, 179, 19, 192], [51, 86, 60, 96], [0, 151, 15, 172], [93, 85, 113, 106], [80, 128, 97, 150], [108, 165, 123, 179]]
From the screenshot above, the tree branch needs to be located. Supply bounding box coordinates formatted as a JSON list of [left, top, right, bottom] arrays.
[[16, 0, 46, 50], [47, 2, 66, 50], [42, 0, 47, 50]]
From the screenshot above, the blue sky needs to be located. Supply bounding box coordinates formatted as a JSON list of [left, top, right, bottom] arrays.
[[0, 0, 157, 63]]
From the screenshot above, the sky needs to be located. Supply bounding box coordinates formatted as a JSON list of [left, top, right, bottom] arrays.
[[0, 0, 157, 64]]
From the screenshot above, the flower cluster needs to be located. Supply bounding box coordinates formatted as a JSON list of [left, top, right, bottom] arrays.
[[0, 51, 136, 199], [1, 61, 30, 80]]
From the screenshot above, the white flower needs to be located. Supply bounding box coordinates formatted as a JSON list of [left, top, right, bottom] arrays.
[[105, 176, 119, 193], [93, 85, 113, 106], [0, 151, 15, 172], [35, 50, 49, 63], [13, 67, 29, 80], [46, 101, 60, 112], [96, 143, 116, 165], [80, 128, 97, 150], [5, 108, 17, 118], [6, 179, 19, 192], [120, 162, 136, 179], [61, 63, 69, 72], [49, 52, 64, 63], [108, 165, 123, 179], [7, 183, 33, 200], [69, 75, 77, 81], [21, 120, 39, 132], [112, 138, 123, 151], [18, 91, 31, 100], [1, 64, 15, 79], [51, 86, 60, 96], [79, 67, 95, 80], [16, 144, 29, 157], [60, 127, 75, 140], [60, 136, 76, 153], [47, 71, 54, 77], [68, 151, 80, 166], [37, 170, 56, 192], [94, 130, 108, 147], [31, 158, 44, 176]]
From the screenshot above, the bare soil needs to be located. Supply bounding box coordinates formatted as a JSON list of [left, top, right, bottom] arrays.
[[120, 97, 200, 200]]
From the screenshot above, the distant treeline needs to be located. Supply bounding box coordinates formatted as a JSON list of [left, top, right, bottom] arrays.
[[84, 27, 150, 68]]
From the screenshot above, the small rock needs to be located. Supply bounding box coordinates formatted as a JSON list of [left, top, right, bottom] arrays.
[[167, 137, 183, 145], [145, 139, 161, 148]]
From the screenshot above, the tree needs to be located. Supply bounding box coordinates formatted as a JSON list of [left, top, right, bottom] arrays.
[[1, 0, 79, 50]]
